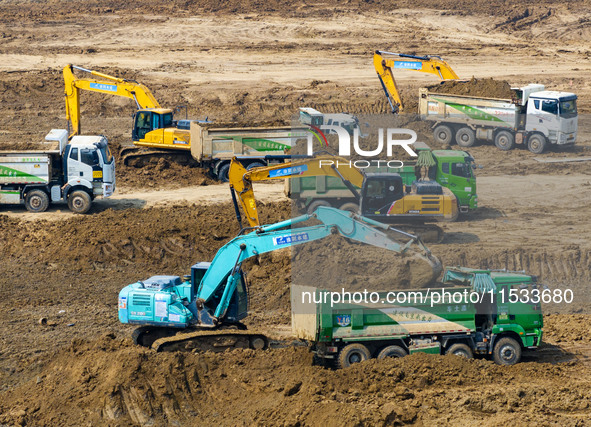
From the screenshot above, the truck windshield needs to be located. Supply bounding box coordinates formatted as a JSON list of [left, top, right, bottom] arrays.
[[96, 142, 113, 164], [560, 99, 577, 118]]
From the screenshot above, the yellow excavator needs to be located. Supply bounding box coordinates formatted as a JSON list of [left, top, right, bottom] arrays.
[[63, 64, 204, 165], [373, 50, 459, 113], [228, 155, 458, 242]]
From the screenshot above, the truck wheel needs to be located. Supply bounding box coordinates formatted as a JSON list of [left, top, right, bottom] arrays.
[[493, 337, 521, 365], [377, 345, 407, 359], [446, 343, 473, 359], [455, 127, 475, 148], [494, 130, 515, 151], [25, 189, 49, 213], [246, 161, 266, 171], [527, 134, 547, 154], [68, 190, 92, 214], [338, 343, 371, 368], [339, 202, 359, 214], [433, 125, 453, 145], [216, 163, 231, 182], [306, 200, 331, 215]]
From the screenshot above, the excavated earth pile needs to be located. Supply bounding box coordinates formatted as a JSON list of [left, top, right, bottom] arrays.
[[2, 333, 591, 426], [428, 77, 515, 99]]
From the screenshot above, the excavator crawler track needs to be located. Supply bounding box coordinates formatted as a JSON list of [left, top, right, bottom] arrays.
[[120, 146, 194, 167], [149, 328, 269, 353], [388, 224, 444, 244]]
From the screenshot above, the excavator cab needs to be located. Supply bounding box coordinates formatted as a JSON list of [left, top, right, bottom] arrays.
[[359, 173, 405, 216], [132, 109, 175, 141]]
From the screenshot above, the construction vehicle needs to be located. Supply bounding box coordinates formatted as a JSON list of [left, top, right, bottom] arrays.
[[299, 107, 368, 137], [288, 142, 477, 214], [228, 154, 458, 242], [373, 50, 459, 114], [419, 84, 578, 153], [118, 206, 443, 351], [292, 266, 544, 367], [0, 129, 115, 213], [63, 64, 308, 177], [63, 64, 207, 165], [189, 124, 307, 181]]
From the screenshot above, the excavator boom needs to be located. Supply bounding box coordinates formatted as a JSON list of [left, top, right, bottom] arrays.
[[373, 50, 459, 113], [229, 155, 365, 227], [63, 64, 161, 136]]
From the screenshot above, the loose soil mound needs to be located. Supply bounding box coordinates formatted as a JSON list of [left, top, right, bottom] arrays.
[[429, 77, 515, 99], [2, 333, 591, 426], [292, 233, 441, 290]]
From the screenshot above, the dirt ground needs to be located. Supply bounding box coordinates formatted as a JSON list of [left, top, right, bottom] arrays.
[[2, 0, 591, 425]]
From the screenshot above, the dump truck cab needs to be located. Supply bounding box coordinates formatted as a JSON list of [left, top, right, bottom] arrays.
[[430, 150, 477, 211], [63, 134, 116, 201], [444, 267, 543, 352], [524, 91, 577, 146]]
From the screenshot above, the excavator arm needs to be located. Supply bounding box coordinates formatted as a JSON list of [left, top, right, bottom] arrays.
[[229, 155, 365, 227], [63, 64, 161, 136], [373, 50, 459, 114], [196, 206, 440, 322]]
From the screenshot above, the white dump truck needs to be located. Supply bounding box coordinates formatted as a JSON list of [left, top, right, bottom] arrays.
[[419, 84, 578, 153], [0, 129, 115, 213]]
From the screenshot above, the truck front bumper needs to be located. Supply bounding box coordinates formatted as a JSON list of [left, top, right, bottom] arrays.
[[556, 132, 577, 145]]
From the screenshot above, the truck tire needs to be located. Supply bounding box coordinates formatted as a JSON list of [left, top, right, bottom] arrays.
[[446, 343, 473, 359], [377, 345, 407, 359], [68, 190, 92, 214], [494, 130, 515, 151], [216, 163, 231, 182], [433, 124, 453, 145], [527, 134, 547, 154], [246, 161, 266, 171], [455, 127, 476, 148], [25, 189, 49, 213], [306, 200, 331, 215], [338, 343, 371, 368], [493, 337, 521, 365], [339, 202, 359, 213]]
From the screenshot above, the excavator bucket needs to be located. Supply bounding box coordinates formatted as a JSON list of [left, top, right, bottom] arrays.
[[407, 251, 443, 288]]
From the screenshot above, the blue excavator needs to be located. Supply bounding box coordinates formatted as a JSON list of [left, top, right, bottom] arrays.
[[118, 206, 442, 352]]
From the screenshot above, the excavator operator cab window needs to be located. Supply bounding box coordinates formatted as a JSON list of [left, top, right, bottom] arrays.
[[152, 113, 160, 130], [361, 176, 404, 215], [162, 112, 173, 128], [223, 270, 249, 323], [134, 111, 153, 140]]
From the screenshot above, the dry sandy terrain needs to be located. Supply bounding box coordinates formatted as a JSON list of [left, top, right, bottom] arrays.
[[1, 0, 591, 425]]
